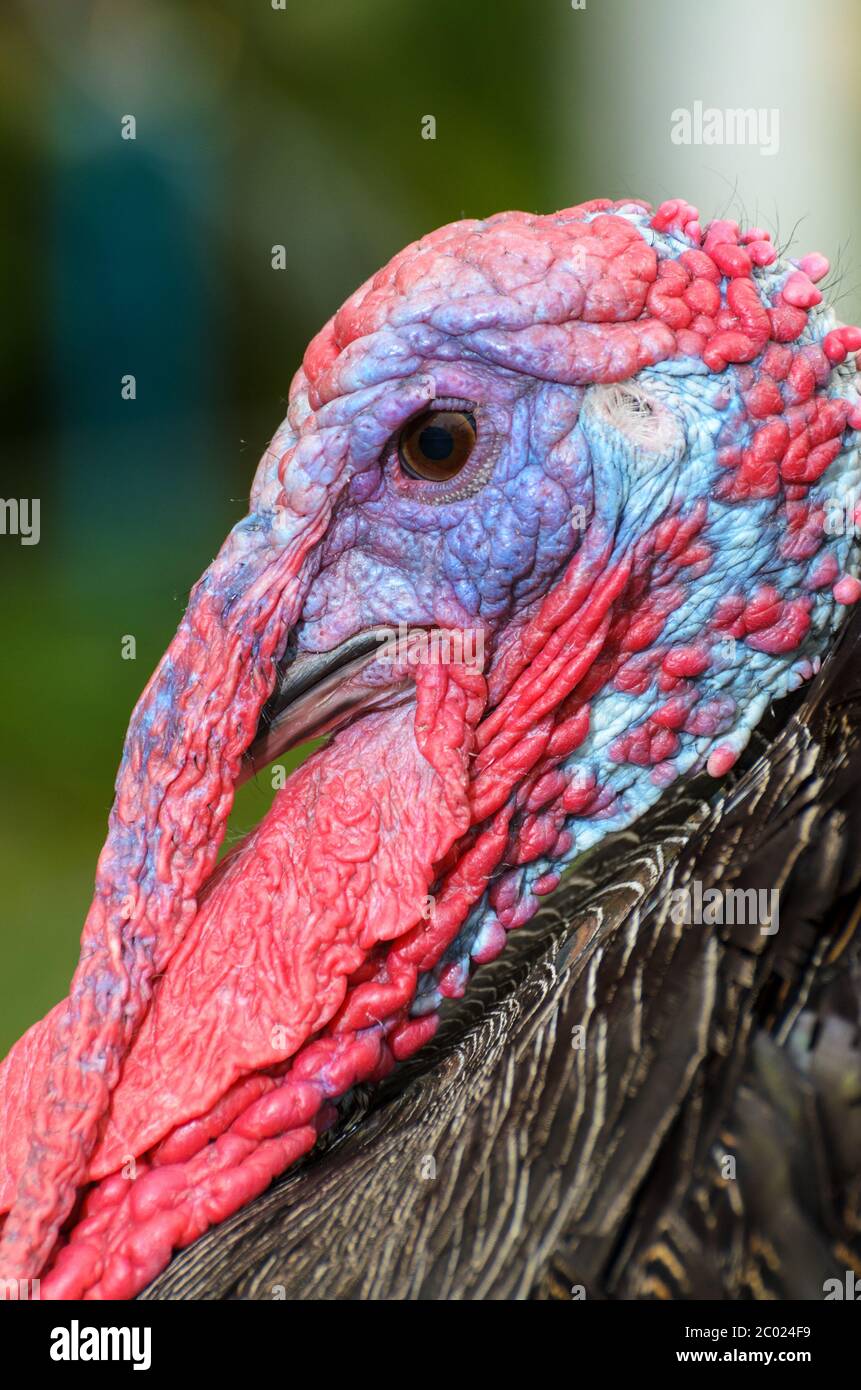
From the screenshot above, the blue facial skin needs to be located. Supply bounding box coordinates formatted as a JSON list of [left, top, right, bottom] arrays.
[[261, 213, 861, 1014], [408, 342, 860, 1008], [307, 373, 857, 1012], [292, 375, 594, 647]]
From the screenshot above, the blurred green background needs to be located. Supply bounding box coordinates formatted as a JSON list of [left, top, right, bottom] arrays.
[[1, 0, 859, 1054]]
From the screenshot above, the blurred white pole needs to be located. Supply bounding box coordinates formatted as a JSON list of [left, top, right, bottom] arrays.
[[551, 0, 861, 321]]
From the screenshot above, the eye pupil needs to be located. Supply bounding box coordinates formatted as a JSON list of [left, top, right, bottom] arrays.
[[398, 408, 477, 484], [418, 425, 454, 461]]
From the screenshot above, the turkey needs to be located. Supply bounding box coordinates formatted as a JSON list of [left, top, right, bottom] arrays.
[[1, 196, 860, 1301]]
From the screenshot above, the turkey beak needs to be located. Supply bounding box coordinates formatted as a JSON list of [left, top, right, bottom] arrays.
[[240, 625, 412, 784]]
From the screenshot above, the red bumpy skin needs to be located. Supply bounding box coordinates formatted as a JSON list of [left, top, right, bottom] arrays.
[[1, 196, 860, 1298]]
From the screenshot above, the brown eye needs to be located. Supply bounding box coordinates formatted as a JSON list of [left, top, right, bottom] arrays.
[[398, 409, 477, 482]]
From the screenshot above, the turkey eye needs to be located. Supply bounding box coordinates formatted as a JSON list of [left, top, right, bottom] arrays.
[[398, 409, 477, 482]]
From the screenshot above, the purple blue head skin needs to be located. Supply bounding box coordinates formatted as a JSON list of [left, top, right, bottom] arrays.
[[243, 200, 861, 1007], [111, 200, 861, 1002]]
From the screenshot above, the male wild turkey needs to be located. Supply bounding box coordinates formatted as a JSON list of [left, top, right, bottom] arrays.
[[1, 196, 860, 1301]]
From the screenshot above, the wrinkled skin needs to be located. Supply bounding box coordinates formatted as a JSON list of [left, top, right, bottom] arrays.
[[2, 197, 861, 1299]]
